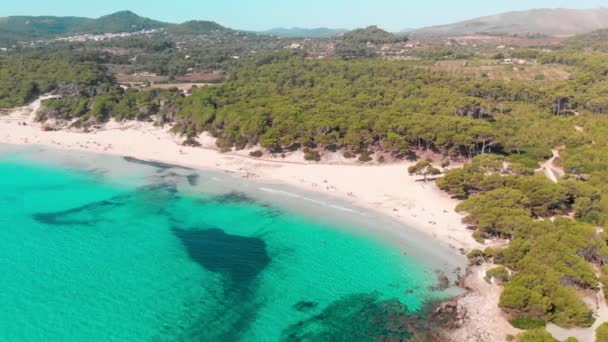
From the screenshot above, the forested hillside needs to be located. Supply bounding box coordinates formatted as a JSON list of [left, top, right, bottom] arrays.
[[341, 26, 406, 44], [0, 51, 111, 108], [166, 20, 231, 35], [169, 50, 602, 163], [0, 11, 168, 40], [562, 28, 608, 52]]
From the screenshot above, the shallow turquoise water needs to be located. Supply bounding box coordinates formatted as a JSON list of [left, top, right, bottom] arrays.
[[0, 146, 464, 341]]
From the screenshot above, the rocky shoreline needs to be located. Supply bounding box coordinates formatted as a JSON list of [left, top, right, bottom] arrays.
[[432, 264, 520, 342]]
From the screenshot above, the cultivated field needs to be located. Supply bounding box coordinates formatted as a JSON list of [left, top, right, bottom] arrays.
[[427, 60, 571, 81]]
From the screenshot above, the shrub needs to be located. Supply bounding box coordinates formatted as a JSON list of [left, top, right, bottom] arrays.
[[234, 136, 248, 150], [597, 323, 608, 342], [515, 328, 556, 342], [510, 317, 546, 330], [358, 151, 373, 163], [485, 266, 510, 284], [183, 136, 201, 147], [507, 153, 541, 169], [215, 137, 233, 152], [467, 249, 487, 265], [304, 150, 321, 162], [249, 150, 264, 158], [343, 151, 355, 159], [409, 158, 441, 181], [377, 155, 385, 163]]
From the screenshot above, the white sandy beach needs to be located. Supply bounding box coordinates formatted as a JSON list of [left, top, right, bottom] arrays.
[[0, 98, 521, 341]]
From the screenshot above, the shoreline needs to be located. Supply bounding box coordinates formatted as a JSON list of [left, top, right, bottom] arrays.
[[0, 99, 482, 253], [1, 99, 518, 341]]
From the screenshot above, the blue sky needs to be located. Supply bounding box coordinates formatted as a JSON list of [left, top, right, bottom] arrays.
[[3, 0, 608, 31]]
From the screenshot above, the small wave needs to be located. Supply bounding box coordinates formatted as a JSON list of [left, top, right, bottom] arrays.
[[328, 204, 360, 214], [259, 187, 362, 215]]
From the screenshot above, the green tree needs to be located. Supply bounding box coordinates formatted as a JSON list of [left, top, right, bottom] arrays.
[[456, 188, 531, 238], [408, 158, 441, 182], [515, 328, 556, 342], [598, 323, 608, 342]]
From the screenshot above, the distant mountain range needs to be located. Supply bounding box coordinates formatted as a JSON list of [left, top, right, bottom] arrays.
[[413, 8, 608, 37], [3, 8, 608, 45], [260, 27, 348, 38]]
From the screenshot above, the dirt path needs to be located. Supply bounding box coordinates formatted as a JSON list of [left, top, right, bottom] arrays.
[[539, 120, 608, 339], [538, 149, 565, 183], [540, 120, 590, 183], [0, 96, 54, 123], [548, 267, 608, 341]]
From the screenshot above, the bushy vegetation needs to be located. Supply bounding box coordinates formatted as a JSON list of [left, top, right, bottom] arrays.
[[597, 322, 608, 342], [515, 328, 556, 342], [562, 28, 608, 52], [509, 317, 545, 330], [38, 87, 184, 127], [486, 266, 510, 284], [408, 158, 441, 181], [0, 50, 111, 108], [439, 153, 606, 327], [426, 42, 608, 331], [167, 54, 582, 160]]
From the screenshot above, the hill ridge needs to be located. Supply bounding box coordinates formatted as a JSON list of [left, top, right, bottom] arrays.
[[413, 7, 608, 37]]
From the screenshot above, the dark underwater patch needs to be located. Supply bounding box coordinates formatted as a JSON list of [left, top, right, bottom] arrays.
[[293, 301, 319, 312], [175, 294, 265, 342], [133, 183, 179, 214], [186, 174, 200, 186], [84, 167, 109, 180], [212, 191, 256, 204], [138, 182, 179, 196], [260, 205, 283, 219], [122, 156, 193, 170], [171, 227, 272, 340], [211, 193, 285, 219], [32, 180, 181, 226], [172, 227, 270, 284], [32, 195, 128, 226], [281, 293, 419, 341]]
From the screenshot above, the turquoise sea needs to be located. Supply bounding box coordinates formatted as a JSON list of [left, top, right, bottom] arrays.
[[0, 145, 465, 341]]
